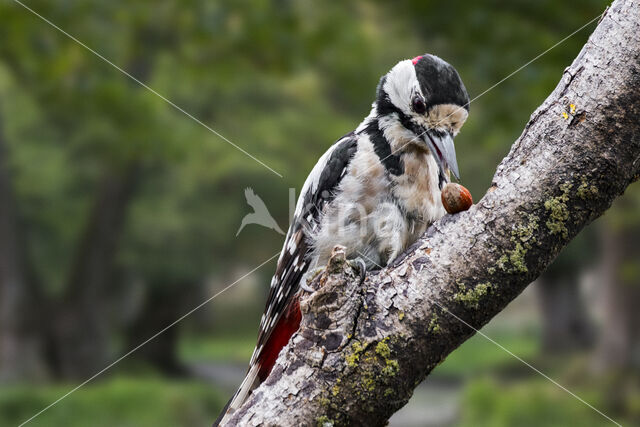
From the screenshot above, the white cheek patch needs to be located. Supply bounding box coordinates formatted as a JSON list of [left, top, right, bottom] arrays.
[[383, 60, 420, 115]]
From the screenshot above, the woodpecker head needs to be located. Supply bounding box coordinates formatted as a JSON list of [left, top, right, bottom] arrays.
[[375, 54, 469, 180]]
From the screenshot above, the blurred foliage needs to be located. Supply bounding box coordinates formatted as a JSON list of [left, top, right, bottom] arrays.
[[179, 334, 256, 363], [0, 377, 224, 427], [460, 377, 632, 427], [433, 329, 539, 378]]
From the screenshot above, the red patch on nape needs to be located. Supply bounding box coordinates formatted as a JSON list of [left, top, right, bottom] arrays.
[[411, 55, 423, 65]]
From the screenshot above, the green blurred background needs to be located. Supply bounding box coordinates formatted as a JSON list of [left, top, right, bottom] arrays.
[[1, 0, 639, 426]]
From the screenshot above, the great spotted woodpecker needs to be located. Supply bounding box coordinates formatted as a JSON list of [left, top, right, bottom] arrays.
[[216, 54, 469, 424]]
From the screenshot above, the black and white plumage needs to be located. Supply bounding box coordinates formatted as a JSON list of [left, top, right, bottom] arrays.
[[216, 54, 469, 425]]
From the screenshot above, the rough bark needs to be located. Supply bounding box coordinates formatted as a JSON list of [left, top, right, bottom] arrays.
[[229, 1, 640, 425]]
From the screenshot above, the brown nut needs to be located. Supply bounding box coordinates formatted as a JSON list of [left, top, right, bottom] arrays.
[[441, 182, 473, 214]]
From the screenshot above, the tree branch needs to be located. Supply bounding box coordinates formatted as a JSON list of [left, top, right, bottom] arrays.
[[229, 0, 640, 424]]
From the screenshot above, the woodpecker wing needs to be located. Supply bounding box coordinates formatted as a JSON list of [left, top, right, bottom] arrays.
[[217, 133, 360, 424], [251, 132, 359, 365]]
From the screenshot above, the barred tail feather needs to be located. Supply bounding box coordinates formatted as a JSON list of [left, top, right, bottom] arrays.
[[213, 364, 260, 426]]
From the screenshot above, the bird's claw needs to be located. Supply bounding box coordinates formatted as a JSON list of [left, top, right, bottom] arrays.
[[348, 257, 367, 285], [300, 259, 366, 293], [299, 281, 316, 293], [299, 267, 325, 293]]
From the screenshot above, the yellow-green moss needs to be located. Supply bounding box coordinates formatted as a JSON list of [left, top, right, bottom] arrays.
[[362, 376, 376, 391], [508, 243, 528, 273], [454, 282, 492, 309], [577, 178, 598, 200], [497, 254, 509, 271], [338, 338, 402, 405], [331, 384, 340, 396], [316, 415, 334, 427], [382, 359, 400, 376], [375, 338, 399, 377], [545, 182, 572, 239], [345, 353, 358, 367], [375, 341, 391, 359], [428, 313, 441, 334], [512, 214, 540, 244], [398, 311, 405, 321], [346, 341, 365, 367], [497, 214, 539, 273]]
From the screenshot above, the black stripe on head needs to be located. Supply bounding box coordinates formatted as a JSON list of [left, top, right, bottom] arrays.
[[375, 75, 425, 136], [376, 81, 428, 141], [414, 54, 469, 111], [363, 119, 403, 176]]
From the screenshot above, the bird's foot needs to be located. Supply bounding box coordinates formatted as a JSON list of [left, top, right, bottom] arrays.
[[299, 267, 325, 293], [299, 281, 315, 293], [348, 257, 367, 285]]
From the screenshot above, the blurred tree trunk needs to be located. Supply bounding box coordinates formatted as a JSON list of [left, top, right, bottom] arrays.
[[535, 232, 596, 353], [51, 44, 154, 379], [0, 112, 44, 382], [594, 221, 640, 372], [53, 164, 140, 379], [125, 283, 189, 376], [537, 276, 593, 352]]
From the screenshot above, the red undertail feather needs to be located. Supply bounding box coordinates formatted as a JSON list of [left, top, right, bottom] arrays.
[[257, 295, 302, 381], [213, 296, 302, 426]]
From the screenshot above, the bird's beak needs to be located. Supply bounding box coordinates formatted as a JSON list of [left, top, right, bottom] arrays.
[[423, 131, 460, 180]]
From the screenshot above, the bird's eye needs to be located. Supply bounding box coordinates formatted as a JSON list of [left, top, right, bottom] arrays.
[[412, 95, 426, 114]]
